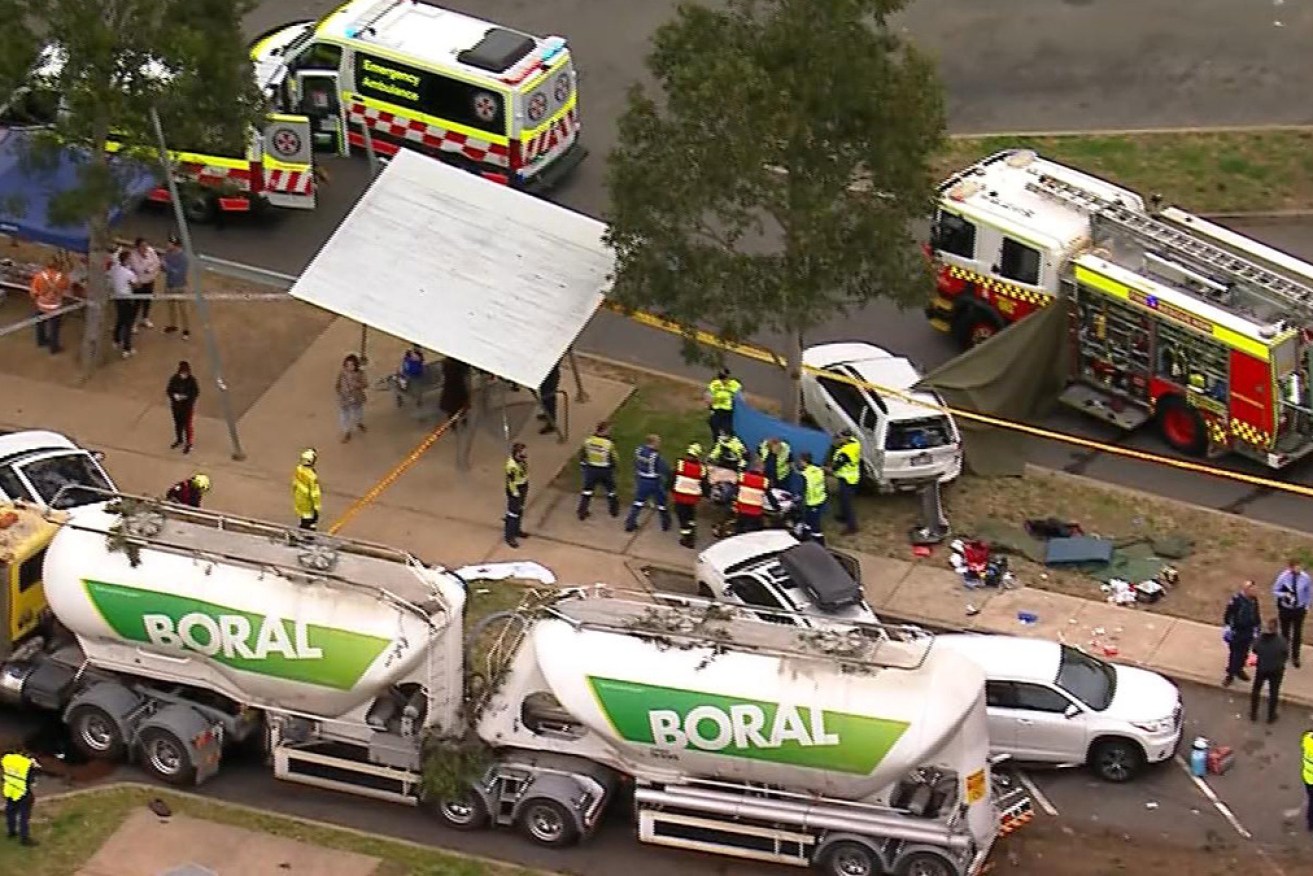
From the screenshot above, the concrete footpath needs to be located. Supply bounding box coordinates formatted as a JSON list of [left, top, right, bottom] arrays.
[[5, 316, 1311, 706]]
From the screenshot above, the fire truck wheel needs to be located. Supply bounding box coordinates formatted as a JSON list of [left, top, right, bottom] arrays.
[[182, 191, 218, 225], [1155, 396, 1208, 457], [951, 306, 1003, 350]]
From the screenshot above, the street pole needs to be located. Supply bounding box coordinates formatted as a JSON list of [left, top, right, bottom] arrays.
[[358, 123, 382, 362], [149, 107, 247, 461]]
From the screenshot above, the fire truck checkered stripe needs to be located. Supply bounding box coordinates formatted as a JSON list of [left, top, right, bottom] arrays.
[[348, 102, 509, 168], [947, 264, 1052, 306], [1207, 417, 1227, 446], [1230, 419, 1271, 447]]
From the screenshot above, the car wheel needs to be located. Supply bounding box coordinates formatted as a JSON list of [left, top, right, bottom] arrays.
[[819, 840, 879, 876], [1090, 738, 1144, 783]]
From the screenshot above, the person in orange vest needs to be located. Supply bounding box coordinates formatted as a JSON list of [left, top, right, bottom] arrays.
[[28, 257, 69, 355], [671, 443, 707, 548], [734, 458, 770, 534]]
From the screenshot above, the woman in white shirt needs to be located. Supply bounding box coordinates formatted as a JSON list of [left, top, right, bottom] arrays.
[[127, 237, 161, 330], [108, 250, 139, 357]]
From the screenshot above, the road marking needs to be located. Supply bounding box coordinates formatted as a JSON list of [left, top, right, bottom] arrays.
[[1255, 846, 1290, 876], [1014, 770, 1058, 817], [1173, 755, 1252, 839]]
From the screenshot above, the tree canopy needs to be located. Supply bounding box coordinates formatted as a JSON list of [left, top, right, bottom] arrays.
[[0, 0, 264, 371], [605, 0, 945, 418]]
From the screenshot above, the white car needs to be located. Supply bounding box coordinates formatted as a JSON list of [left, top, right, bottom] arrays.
[[0, 430, 116, 509], [935, 634, 1183, 782], [695, 530, 879, 628], [800, 342, 963, 492]]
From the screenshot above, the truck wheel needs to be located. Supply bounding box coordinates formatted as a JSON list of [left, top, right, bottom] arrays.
[[1090, 738, 1144, 783], [182, 191, 218, 224], [819, 840, 878, 876], [68, 704, 127, 762], [896, 851, 954, 876], [1155, 396, 1207, 457], [516, 797, 579, 848], [433, 789, 489, 831], [951, 305, 1003, 350], [138, 727, 197, 786]]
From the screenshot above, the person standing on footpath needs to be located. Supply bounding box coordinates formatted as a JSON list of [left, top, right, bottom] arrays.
[[624, 434, 671, 533], [1222, 580, 1261, 687], [797, 452, 828, 545], [293, 449, 322, 530], [127, 236, 161, 330], [705, 368, 741, 442], [1302, 726, 1313, 834], [1250, 618, 1289, 723], [166, 359, 200, 453], [1273, 559, 1310, 668], [161, 234, 191, 339], [577, 421, 620, 520], [2, 745, 38, 846], [504, 442, 530, 548], [335, 354, 368, 442], [671, 443, 707, 548], [29, 256, 69, 355], [109, 249, 139, 358], [829, 430, 862, 535]]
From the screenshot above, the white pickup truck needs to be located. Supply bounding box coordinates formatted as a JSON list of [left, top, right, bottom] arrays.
[[0, 429, 116, 509]]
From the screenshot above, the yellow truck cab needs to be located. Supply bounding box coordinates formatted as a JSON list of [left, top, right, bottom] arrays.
[[0, 503, 62, 655], [0, 45, 317, 224], [251, 0, 586, 192]]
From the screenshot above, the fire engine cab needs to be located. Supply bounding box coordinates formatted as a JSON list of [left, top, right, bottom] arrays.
[[925, 149, 1313, 470]]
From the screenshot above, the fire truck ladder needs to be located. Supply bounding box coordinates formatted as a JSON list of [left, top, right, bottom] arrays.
[[1027, 174, 1313, 319]]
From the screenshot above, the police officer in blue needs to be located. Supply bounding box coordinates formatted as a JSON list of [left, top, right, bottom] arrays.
[[577, 420, 620, 520], [624, 433, 671, 533]]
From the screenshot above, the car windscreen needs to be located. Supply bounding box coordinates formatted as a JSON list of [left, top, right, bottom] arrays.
[[885, 416, 955, 451], [1055, 644, 1116, 711], [18, 452, 113, 508]]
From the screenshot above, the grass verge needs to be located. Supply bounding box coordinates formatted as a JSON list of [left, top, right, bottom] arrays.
[[13, 785, 542, 876], [580, 362, 1309, 627], [935, 129, 1313, 214]]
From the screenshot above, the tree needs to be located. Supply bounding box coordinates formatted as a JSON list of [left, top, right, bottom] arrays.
[[605, 0, 945, 420], [4, 1, 264, 374]]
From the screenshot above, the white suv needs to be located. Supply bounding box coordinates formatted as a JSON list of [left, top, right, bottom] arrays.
[[695, 531, 878, 627], [935, 634, 1183, 782]]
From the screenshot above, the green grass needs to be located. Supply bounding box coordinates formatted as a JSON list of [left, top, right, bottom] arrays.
[[14, 787, 542, 876], [936, 129, 1313, 214]]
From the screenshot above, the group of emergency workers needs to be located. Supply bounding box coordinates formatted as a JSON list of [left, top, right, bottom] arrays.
[[496, 369, 864, 550]]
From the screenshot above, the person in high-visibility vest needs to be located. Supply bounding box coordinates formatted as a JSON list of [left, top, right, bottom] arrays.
[[1303, 728, 1313, 833], [28, 257, 69, 355], [758, 437, 792, 490], [3, 746, 38, 845], [577, 421, 620, 520], [829, 430, 862, 535], [671, 443, 707, 548], [708, 431, 748, 472], [797, 452, 828, 545], [625, 435, 671, 533], [293, 448, 322, 530], [734, 459, 769, 534], [505, 442, 530, 548], [705, 368, 742, 442]]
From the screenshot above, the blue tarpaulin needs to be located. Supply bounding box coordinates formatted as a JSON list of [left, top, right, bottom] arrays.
[[732, 392, 834, 495], [0, 127, 158, 252]]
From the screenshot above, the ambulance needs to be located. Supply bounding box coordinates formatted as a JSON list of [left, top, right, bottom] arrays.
[[0, 45, 316, 224], [250, 0, 586, 191]]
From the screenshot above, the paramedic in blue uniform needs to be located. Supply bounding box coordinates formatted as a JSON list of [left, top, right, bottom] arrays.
[[624, 434, 671, 533]]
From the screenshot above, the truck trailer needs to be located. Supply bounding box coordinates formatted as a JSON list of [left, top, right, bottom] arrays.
[[0, 496, 1030, 876]]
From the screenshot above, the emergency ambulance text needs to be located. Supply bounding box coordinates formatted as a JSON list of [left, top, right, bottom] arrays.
[[360, 58, 422, 104]]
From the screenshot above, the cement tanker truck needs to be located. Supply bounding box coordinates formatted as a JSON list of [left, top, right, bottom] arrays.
[[442, 594, 1033, 876], [0, 496, 467, 798]]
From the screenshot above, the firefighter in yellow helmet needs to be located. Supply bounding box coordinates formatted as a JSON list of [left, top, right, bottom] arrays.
[[293, 448, 322, 530], [166, 472, 211, 508], [3, 744, 38, 845]]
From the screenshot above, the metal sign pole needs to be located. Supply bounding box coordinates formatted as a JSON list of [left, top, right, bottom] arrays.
[[149, 107, 247, 461], [357, 122, 382, 361]]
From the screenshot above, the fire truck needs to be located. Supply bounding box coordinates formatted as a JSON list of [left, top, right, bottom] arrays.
[[925, 149, 1313, 469]]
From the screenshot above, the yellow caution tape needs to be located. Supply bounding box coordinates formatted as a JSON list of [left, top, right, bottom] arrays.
[[329, 410, 465, 535]]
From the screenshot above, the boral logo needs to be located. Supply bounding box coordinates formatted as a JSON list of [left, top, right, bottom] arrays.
[[589, 677, 909, 775], [83, 580, 390, 691], [143, 613, 323, 661]]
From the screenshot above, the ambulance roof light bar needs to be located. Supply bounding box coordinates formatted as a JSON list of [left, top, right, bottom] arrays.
[[344, 0, 407, 40], [500, 36, 567, 84]]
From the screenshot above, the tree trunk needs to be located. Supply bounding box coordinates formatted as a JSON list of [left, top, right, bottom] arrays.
[[78, 122, 114, 379], [783, 329, 804, 423]]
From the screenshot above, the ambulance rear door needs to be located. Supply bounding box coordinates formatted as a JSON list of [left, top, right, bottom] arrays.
[[261, 114, 316, 210]]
